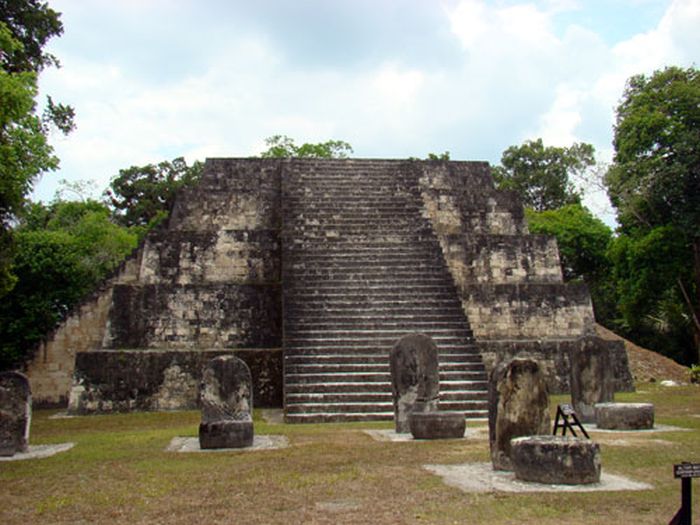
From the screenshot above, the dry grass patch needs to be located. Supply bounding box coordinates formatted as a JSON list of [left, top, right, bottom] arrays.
[[1, 383, 698, 524]]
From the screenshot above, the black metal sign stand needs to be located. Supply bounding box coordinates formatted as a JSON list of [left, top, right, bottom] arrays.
[[670, 463, 699, 525], [552, 403, 590, 439]]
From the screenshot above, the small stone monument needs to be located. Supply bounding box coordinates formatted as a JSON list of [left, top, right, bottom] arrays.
[[0, 372, 32, 457], [489, 358, 550, 470], [409, 411, 465, 439], [511, 436, 601, 484], [390, 333, 440, 433], [595, 402, 654, 430], [199, 355, 254, 449], [569, 336, 615, 423]]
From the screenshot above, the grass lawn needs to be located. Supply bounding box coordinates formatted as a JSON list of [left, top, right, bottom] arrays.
[[1, 383, 699, 524]]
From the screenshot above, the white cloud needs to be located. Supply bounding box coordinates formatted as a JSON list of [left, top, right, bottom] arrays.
[[31, 0, 700, 225]]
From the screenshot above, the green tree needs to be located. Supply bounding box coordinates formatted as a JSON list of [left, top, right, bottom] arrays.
[[605, 66, 700, 360], [492, 138, 594, 212], [0, 4, 74, 297], [0, 199, 138, 369], [106, 157, 203, 229], [260, 135, 353, 158], [526, 204, 616, 324], [0, 0, 63, 73]]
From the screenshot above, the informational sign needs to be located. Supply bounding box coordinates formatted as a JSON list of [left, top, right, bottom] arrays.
[[674, 463, 700, 479]]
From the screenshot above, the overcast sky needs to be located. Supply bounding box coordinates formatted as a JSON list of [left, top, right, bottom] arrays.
[[35, 0, 700, 222]]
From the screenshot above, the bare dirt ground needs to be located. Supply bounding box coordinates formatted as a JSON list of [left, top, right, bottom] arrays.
[[596, 323, 690, 383]]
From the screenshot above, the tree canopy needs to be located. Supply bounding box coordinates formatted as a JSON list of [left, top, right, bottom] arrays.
[[0, 0, 64, 73], [0, 17, 70, 297], [492, 138, 594, 212], [260, 135, 353, 158], [0, 199, 138, 369], [605, 66, 700, 361], [105, 157, 203, 230]]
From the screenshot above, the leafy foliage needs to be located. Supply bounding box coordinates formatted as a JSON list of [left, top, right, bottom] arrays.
[[0, 200, 138, 369], [106, 157, 203, 229], [526, 204, 612, 282], [0, 21, 60, 296], [492, 138, 594, 211], [0, 0, 63, 73], [260, 135, 353, 158], [605, 66, 700, 362], [607, 226, 695, 364], [526, 204, 616, 323]]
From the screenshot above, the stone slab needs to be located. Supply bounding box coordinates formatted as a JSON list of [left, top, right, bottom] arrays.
[[409, 411, 466, 439], [166, 435, 288, 453], [424, 462, 652, 493], [595, 402, 654, 430], [363, 429, 470, 442], [0, 442, 74, 461], [511, 436, 600, 485], [587, 423, 684, 433]]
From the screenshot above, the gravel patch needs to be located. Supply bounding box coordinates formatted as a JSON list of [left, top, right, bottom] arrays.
[[424, 462, 652, 493], [588, 423, 687, 433], [0, 442, 74, 461], [166, 435, 288, 453], [363, 429, 471, 442]]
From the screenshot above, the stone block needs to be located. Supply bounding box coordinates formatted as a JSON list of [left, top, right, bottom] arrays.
[[595, 402, 654, 430], [510, 436, 601, 485], [409, 411, 465, 439], [68, 349, 282, 414], [390, 333, 440, 433], [570, 336, 615, 423], [0, 372, 31, 457], [199, 355, 254, 449], [199, 420, 254, 449], [489, 358, 550, 470]]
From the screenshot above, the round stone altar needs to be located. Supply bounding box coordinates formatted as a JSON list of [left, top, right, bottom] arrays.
[[510, 436, 601, 485], [595, 402, 654, 430], [409, 411, 466, 439]]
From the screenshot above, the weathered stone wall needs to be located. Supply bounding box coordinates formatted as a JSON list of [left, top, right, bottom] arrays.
[[106, 283, 282, 349], [27, 158, 285, 408], [68, 349, 283, 413], [417, 160, 632, 391], [169, 159, 281, 231], [478, 338, 634, 393], [26, 256, 141, 407], [140, 230, 280, 285], [441, 234, 562, 287], [462, 283, 595, 340]]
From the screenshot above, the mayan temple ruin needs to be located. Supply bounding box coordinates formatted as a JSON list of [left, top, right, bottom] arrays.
[[25, 158, 633, 422]]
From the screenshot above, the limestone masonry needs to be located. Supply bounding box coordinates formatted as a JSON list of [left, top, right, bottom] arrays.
[[26, 158, 633, 422]]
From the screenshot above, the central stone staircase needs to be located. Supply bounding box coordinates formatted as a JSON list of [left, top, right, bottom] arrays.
[[282, 159, 488, 423]]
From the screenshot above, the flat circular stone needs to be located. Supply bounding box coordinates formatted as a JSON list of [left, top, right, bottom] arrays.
[[595, 402, 654, 430], [510, 436, 601, 485], [199, 419, 254, 449], [409, 411, 465, 439]]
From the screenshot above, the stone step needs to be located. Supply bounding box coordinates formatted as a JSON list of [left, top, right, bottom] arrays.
[[284, 257, 444, 270], [284, 353, 483, 365], [283, 410, 487, 424], [284, 326, 471, 336], [285, 370, 486, 384], [285, 304, 466, 316], [285, 365, 486, 378], [284, 390, 487, 404], [283, 379, 488, 395], [284, 412, 394, 423], [285, 278, 454, 291], [285, 319, 469, 331], [284, 330, 473, 343]]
